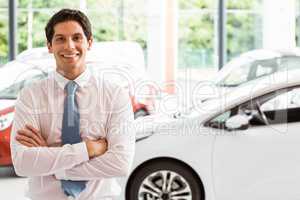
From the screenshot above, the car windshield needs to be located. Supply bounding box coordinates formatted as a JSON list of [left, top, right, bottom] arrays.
[[0, 62, 46, 99], [0, 73, 46, 99], [216, 57, 253, 87]]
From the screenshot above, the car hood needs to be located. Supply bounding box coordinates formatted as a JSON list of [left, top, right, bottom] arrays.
[[141, 85, 235, 136], [191, 84, 233, 102], [134, 110, 208, 141], [0, 99, 16, 112], [159, 85, 234, 117]]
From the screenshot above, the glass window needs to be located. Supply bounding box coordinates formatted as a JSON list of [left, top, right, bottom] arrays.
[[15, 0, 147, 65], [177, 0, 263, 82], [296, 0, 300, 46], [218, 59, 252, 87], [217, 58, 278, 87], [178, 0, 217, 81], [226, 0, 263, 61], [250, 59, 277, 79], [258, 87, 300, 124], [205, 110, 232, 129], [261, 88, 300, 111], [278, 56, 300, 71], [0, 0, 8, 65], [87, 1, 119, 41], [206, 86, 300, 130], [17, 0, 82, 53], [0, 68, 46, 99], [235, 88, 300, 126], [87, 0, 146, 48], [255, 62, 275, 77]]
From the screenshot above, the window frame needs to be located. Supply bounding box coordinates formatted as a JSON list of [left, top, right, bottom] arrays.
[[204, 85, 300, 130]]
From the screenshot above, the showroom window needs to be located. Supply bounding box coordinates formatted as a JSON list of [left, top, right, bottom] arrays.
[[226, 0, 263, 61], [177, 0, 263, 82], [178, 0, 217, 80], [296, 0, 300, 46], [86, 0, 147, 53], [2, 0, 299, 83], [0, 0, 8, 65], [15, 0, 147, 61], [17, 0, 82, 52]]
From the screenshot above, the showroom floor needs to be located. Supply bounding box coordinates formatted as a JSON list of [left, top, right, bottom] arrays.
[[0, 167, 29, 200], [0, 167, 128, 200]]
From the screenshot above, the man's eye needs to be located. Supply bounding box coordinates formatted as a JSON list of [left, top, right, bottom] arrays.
[[55, 37, 64, 42], [74, 36, 82, 41]]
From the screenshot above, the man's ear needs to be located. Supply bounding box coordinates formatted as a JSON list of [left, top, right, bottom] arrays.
[[47, 42, 53, 53], [87, 37, 93, 50]]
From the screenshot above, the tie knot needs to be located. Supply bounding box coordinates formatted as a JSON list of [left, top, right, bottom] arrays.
[[65, 81, 78, 96]]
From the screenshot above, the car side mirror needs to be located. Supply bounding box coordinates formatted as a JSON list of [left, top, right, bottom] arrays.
[[225, 114, 249, 130]]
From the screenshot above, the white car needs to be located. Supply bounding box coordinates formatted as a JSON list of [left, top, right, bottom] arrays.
[[124, 69, 300, 200], [174, 48, 300, 117]]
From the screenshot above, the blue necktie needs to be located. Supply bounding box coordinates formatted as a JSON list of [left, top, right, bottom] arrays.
[[61, 81, 86, 197]]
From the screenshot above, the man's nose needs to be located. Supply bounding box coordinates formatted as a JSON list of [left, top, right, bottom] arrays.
[[65, 38, 75, 49]]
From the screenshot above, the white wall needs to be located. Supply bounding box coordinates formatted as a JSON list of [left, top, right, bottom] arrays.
[[263, 0, 296, 49]]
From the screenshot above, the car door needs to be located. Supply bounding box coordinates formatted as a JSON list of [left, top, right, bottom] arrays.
[[206, 86, 300, 200]]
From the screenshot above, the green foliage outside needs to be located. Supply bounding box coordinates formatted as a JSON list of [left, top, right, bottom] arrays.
[[0, 0, 8, 64], [178, 0, 263, 68], [0, 10, 8, 64]]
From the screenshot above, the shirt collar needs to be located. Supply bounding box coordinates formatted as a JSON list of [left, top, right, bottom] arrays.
[[54, 67, 91, 90]]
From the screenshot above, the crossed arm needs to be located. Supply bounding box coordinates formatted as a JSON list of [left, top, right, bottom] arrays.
[[11, 87, 135, 180], [16, 124, 107, 159]]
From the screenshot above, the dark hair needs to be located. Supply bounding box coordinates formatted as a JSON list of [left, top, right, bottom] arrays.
[[45, 8, 92, 44]]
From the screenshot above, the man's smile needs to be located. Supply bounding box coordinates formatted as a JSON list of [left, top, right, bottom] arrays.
[[60, 52, 80, 58]]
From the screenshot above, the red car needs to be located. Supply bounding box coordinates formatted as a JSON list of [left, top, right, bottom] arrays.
[[0, 41, 155, 167]]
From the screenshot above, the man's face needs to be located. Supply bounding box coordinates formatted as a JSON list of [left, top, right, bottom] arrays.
[[47, 20, 92, 77]]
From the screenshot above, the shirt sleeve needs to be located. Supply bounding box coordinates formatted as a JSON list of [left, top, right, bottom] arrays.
[[10, 87, 89, 177], [56, 86, 136, 181]]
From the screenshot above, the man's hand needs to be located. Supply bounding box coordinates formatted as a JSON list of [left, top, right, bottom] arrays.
[[85, 138, 107, 159], [15, 124, 48, 147]]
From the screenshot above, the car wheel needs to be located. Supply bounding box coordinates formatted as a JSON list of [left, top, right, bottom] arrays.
[[126, 158, 205, 200], [134, 109, 149, 119]]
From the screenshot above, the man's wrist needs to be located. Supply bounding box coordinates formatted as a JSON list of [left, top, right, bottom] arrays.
[[85, 141, 95, 158], [55, 170, 66, 180]]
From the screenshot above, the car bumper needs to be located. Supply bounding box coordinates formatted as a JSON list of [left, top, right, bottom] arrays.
[[0, 127, 12, 166]]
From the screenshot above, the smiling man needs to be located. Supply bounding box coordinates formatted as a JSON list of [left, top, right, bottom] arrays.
[[10, 9, 135, 200]]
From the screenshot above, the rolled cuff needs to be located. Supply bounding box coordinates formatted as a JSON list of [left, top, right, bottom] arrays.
[[73, 142, 89, 163]]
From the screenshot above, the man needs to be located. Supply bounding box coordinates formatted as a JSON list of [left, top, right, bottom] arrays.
[[10, 9, 135, 200]]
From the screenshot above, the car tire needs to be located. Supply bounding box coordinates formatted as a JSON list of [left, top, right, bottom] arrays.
[[134, 109, 149, 119], [126, 158, 205, 200]]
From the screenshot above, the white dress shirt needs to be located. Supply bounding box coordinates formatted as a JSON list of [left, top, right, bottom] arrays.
[[10, 67, 135, 200]]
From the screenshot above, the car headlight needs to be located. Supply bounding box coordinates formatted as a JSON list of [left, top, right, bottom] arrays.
[[0, 112, 14, 131]]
